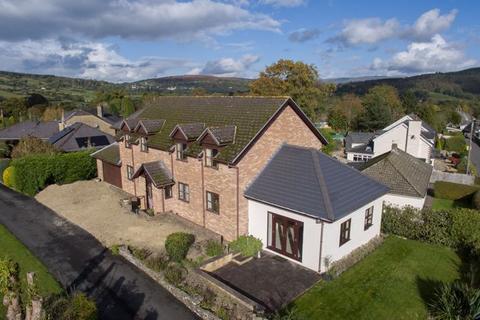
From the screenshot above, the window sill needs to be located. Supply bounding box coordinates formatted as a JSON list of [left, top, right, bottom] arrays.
[[206, 208, 220, 215], [339, 239, 350, 247], [179, 199, 190, 203], [364, 224, 373, 231]]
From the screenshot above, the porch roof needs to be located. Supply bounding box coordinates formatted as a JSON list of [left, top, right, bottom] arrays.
[[132, 160, 174, 188]]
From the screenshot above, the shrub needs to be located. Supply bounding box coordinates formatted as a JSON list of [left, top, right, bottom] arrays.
[[2, 166, 15, 188], [428, 281, 480, 320], [444, 135, 467, 154], [472, 191, 480, 210], [229, 235, 262, 257], [434, 181, 479, 201], [205, 240, 223, 257], [44, 292, 97, 320], [165, 232, 195, 262], [109, 244, 120, 256], [145, 254, 169, 272], [128, 246, 152, 261], [11, 151, 97, 195], [11, 136, 59, 159], [164, 264, 186, 287]]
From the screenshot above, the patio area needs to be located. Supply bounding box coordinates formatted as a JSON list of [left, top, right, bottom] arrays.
[[204, 252, 321, 311]]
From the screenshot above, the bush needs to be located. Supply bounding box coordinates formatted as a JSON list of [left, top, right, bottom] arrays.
[[145, 254, 169, 272], [434, 181, 479, 200], [205, 240, 223, 257], [128, 246, 152, 261], [382, 206, 480, 253], [11, 136, 59, 159], [165, 232, 195, 262], [428, 281, 480, 320], [109, 244, 120, 256], [473, 191, 480, 209], [10, 150, 97, 195], [444, 135, 467, 154], [164, 264, 186, 287], [2, 166, 15, 188], [44, 292, 97, 320], [229, 235, 262, 257]]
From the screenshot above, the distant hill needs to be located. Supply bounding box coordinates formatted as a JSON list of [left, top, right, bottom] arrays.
[[323, 75, 393, 84], [0, 71, 252, 108], [336, 68, 480, 101]]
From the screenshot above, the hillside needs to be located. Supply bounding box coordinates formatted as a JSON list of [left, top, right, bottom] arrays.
[[336, 68, 480, 101], [0, 71, 252, 108]]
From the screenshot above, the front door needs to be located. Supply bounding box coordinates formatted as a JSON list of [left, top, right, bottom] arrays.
[[269, 213, 304, 261], [146, 179, 153, 210]]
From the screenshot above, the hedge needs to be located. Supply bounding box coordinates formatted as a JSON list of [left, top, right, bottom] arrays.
[[382, 206, 480, 253], [229, 235, 263, 257], [10, 150, 97, 196], [434, 181, 480, 200], [443, 135, 467, 154]]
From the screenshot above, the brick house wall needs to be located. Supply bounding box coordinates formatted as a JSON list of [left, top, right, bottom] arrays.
[[64, 114, 116, 135], [110, 103, 323, 241]]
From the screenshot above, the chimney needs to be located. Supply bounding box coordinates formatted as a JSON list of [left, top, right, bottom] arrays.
[[97, 104, 103, 118]]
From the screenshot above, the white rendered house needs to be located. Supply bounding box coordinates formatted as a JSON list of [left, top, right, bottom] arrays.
[[345, 114, 436, 163], [245, 144, 389, 272]]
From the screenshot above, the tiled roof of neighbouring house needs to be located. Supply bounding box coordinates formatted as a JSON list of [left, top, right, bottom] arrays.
[[0, 121, 59, 140], [121, 96, 328, 164], [91, 143, 121, 166], [359, 146, 433, 198], [344, 132, 375, 152], [64, 109, 122, 125], [132, 160, 174, 187], [49, 122, 115, 152], [244, 144, 389, 221]]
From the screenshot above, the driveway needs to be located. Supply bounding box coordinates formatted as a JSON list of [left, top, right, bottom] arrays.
[[0, 184, 198, 320], [468, 137, 480, 174], [35, 180, 217, 252]]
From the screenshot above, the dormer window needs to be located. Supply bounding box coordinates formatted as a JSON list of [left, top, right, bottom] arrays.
[[125, 134, 131, 148], [176, 142, 187, 160], [205, 148, 218, 168], [140, 137, 148, 152]]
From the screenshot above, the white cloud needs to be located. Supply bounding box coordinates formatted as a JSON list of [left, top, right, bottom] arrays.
[[0, 39, 197, 82], [330, 18, 399, 45], [371, 35, 477, 74], [288, 28, 321, 43], [407, 9, 458, 41], [192, 54, 260, 77], [260, 0, 305, 7], [0, 0, 281, 41]]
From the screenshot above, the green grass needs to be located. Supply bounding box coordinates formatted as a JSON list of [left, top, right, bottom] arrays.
[[432, 198, 472, 210], [292, 236, 460, 320], [0, 224, 62, 319]]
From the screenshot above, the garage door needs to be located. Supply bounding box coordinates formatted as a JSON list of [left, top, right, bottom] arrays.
[[102, 161, 122, 189]]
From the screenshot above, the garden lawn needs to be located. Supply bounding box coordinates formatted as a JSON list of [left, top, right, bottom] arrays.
[[292, 236, 461, 320], [432, 198, 472, 210], [0, 224, 62, 319]]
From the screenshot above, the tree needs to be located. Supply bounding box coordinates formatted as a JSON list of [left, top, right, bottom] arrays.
[[121, 97, 135, 117], [328, 108, 348, 131], [356, 103, 392, 131], [401, 90, 418, 114], [11, 136, 59, 159], [249, 59, 323, 119], [42, 106, 64, 121], [329, 94, 363, 131], [357, 85, 404, 130], [191, 87, 207, 96], [0, 97, 27, 120]]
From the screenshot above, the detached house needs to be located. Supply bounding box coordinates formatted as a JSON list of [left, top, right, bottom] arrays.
[[345, 114, 436, 163], [93, 96, 328, 241]]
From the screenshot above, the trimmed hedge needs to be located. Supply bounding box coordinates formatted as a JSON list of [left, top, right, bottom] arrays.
[[165, 232, 195, 262], [229, 235, 262, 257], [382, 206, 480, 252], [434, 181, 479, 200], [10, 150, 97, 196]]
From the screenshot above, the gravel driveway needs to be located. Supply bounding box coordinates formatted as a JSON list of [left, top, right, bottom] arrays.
[[36, 180, 217, 252]]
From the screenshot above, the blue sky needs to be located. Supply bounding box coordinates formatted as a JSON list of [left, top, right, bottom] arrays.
[[0, 0, 478, 82]]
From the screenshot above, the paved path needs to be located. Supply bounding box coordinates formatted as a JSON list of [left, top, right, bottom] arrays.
[[469, 137, 480, 174], [0, 184, 198, 320]]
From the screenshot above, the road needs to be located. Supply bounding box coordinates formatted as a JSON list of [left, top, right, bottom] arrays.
[[0, 184, 198, 320], [467, 137, 480, 174]]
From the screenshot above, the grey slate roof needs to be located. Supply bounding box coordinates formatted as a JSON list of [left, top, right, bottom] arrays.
[[344, 132, 375, 152], [407, 113, 436, 140], [244, 144, 389, 221], [359, 147, 433, 198], [206, 125, 236, 145], [132, 160, 173, 187], [48, 122, 115, 152], [0, 121, 59, 140], [136, 119, 165, 134], [91, 143, 121, 166], [174, 123, 206, 140]]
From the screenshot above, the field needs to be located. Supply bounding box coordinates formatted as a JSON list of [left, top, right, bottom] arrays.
[[292, 236, 460, 320]]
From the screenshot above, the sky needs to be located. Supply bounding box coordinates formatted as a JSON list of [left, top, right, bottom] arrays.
[[0, 0, 479, 82]]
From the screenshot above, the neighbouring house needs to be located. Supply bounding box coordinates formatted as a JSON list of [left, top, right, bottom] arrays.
[[48, 122, 115, 152], [0, 121, 59, 144], [92, 96, 328, 241], [245, 144, 389, 272], [61, 105, 121, 135], [345, 114, 436, 163], [359, 145, 433, 209]]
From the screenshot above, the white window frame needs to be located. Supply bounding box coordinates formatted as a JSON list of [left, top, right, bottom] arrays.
[[205, 148, 218, 168], [206, 191, 220, 214], [140, 137, 148, 152], [125, 134, 131, 148], [176, 143, 187, 160], [178, 182, 190, 202], [126, 165, 134, 180]]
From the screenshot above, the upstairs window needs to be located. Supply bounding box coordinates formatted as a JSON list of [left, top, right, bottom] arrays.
[[140, 137, 148, 152], [125, 134, 131, 148], [176, 143, 187, 161], [364, 206, 374, 230], [205, 148, 218, 168], [339, 219, 351, 246], [206, 191, 220, 214], [126, 165, 134, 180], [178, 182, 190, 202]]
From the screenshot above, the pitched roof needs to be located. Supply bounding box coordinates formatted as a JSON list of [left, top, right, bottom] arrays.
[[135, 119, 165, 134], [170, 123, 206, 140], [132, 160, 173, 187], [91, 143, 121, 166], [123, 96, 328, 164], [64, 109, 122, 125], [359, 147, 433, 198], [244, 144, 389, 221], [344, 132, 375, 152], [0, 121, 59, 140], [48, 122, 115, 152]]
